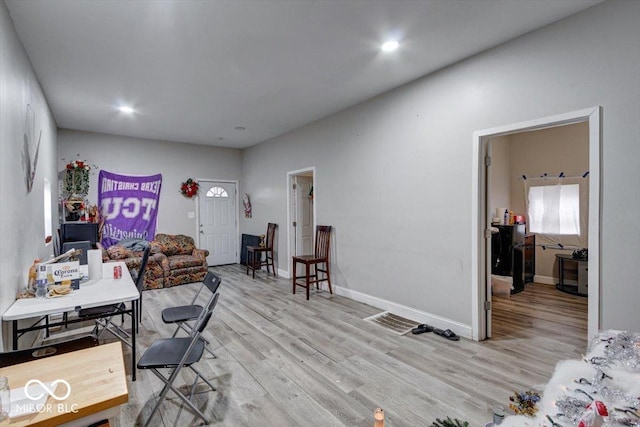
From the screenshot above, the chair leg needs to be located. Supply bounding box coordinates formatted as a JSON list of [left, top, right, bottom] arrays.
[[292, 260, 297, 295], [190, 365, 217, 392], [172, 323, 217, 358], [253, 251, 258, 279], [146, 368, 211, 426], [271, 250, 276, 276], [172, 323, 185, 338], [246, 250, 251, 275], [203, 343, 217, 359], [305, 263, 311, 300], [144, 370, 175, 427], [325, 261, 332, 294], [134, 300, 140, 334]]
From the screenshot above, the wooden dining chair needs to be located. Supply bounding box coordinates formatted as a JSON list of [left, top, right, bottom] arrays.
[[246, 223, 277, 278], [292, 225, 332, 300]]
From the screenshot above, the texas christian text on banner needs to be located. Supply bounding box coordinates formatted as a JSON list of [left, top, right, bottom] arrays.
[[98, 170, 162, 248]]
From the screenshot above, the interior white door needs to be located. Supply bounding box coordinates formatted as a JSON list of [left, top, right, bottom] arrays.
[[295, 176, 313, 255], [199, 182, 237, 266], [485, 142, 493, 338]]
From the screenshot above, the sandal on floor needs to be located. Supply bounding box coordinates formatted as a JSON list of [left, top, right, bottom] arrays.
[[411, 324, 434, 334], [433, 328, 460, 341]]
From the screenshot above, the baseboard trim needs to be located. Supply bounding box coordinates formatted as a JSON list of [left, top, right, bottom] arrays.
[[534, 275, 556, 285], [330, 284, 472, 340], [270, 271, 471, 339]]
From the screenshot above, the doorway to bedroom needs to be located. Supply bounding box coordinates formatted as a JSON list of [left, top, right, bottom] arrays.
[[472, 107, 601, 349], [487, 122, 589, 354]]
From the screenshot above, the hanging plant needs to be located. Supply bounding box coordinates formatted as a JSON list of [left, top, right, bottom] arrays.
[[180, 178, 199, 198]]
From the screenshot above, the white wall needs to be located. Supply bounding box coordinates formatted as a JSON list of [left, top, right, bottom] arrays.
[[58, 129, 242, 240], [1, 1, 58, 350], [489, 135, 511, 219], [241, 0, 640, 334]]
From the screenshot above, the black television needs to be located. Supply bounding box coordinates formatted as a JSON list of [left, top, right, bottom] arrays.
[[60, 223, 99, 247]]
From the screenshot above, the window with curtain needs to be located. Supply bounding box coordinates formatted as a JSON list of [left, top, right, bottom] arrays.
[[527, 184, 580, 235]]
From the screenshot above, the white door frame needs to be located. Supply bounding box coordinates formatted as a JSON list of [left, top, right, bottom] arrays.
[[471, 107, 601, 341], [286, 167, 316, 279], [195, 179, 240, 264]]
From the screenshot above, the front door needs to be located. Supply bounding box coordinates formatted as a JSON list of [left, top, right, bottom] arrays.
[[198, 182, 237, 266]]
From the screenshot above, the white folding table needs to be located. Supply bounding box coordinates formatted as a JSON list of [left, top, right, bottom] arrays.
[[2, 262, 140, 380]]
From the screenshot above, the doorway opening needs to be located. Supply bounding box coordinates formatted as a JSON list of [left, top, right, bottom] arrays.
[[286, 167, 316, 278], [471, 107, 601, 342], [196, 179, 239, 266]]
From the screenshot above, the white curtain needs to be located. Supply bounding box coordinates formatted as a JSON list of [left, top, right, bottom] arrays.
[[523, 176, 588, 249]]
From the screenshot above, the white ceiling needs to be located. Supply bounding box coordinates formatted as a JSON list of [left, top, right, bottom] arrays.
[[6, 0, 603, 149]]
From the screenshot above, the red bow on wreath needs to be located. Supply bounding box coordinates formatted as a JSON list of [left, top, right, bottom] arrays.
[[180, 178, 199, 198]]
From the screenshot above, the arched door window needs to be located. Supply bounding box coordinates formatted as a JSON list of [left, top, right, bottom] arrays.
[[206, 186, 229, 198]]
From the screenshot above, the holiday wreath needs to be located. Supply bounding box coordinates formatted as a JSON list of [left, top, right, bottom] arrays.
[[180, 178, 199, 198]]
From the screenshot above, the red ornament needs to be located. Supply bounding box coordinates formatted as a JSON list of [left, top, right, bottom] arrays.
[[578, 400, 608, 427]]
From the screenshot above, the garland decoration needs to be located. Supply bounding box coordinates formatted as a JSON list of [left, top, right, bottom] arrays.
[[63, 159, 92, 196], [509, 389, 541, 416], [431, 417, 469, 427]]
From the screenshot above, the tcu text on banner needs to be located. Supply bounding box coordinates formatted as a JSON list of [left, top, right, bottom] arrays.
[[98, 170, 162, 248]]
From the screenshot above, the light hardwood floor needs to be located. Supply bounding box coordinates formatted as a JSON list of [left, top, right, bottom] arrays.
[[102, 265, 587, 426]]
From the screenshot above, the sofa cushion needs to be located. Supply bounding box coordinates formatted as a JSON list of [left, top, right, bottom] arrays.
[[149, 240, 163, 254], [167, 254, 204, 270], [153, 234, 196, 256]]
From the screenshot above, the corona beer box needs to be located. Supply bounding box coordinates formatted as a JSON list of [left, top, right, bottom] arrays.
[[48, 261, 81, 290]]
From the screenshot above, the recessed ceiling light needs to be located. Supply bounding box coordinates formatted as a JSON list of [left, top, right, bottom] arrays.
[[118, 106, 134, 114], [381, 40, 400, 52], [234, 126, 246, 131]]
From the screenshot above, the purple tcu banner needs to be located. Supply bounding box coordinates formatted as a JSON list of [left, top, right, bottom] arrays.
[[98, 170, 162, 248]]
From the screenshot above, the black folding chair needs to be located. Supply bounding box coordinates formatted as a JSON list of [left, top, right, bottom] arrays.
[[131, 245, 152, 330], [138, 292, 219, 426], [78, 245, 151, 341], [161, 271, 221, 357]]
